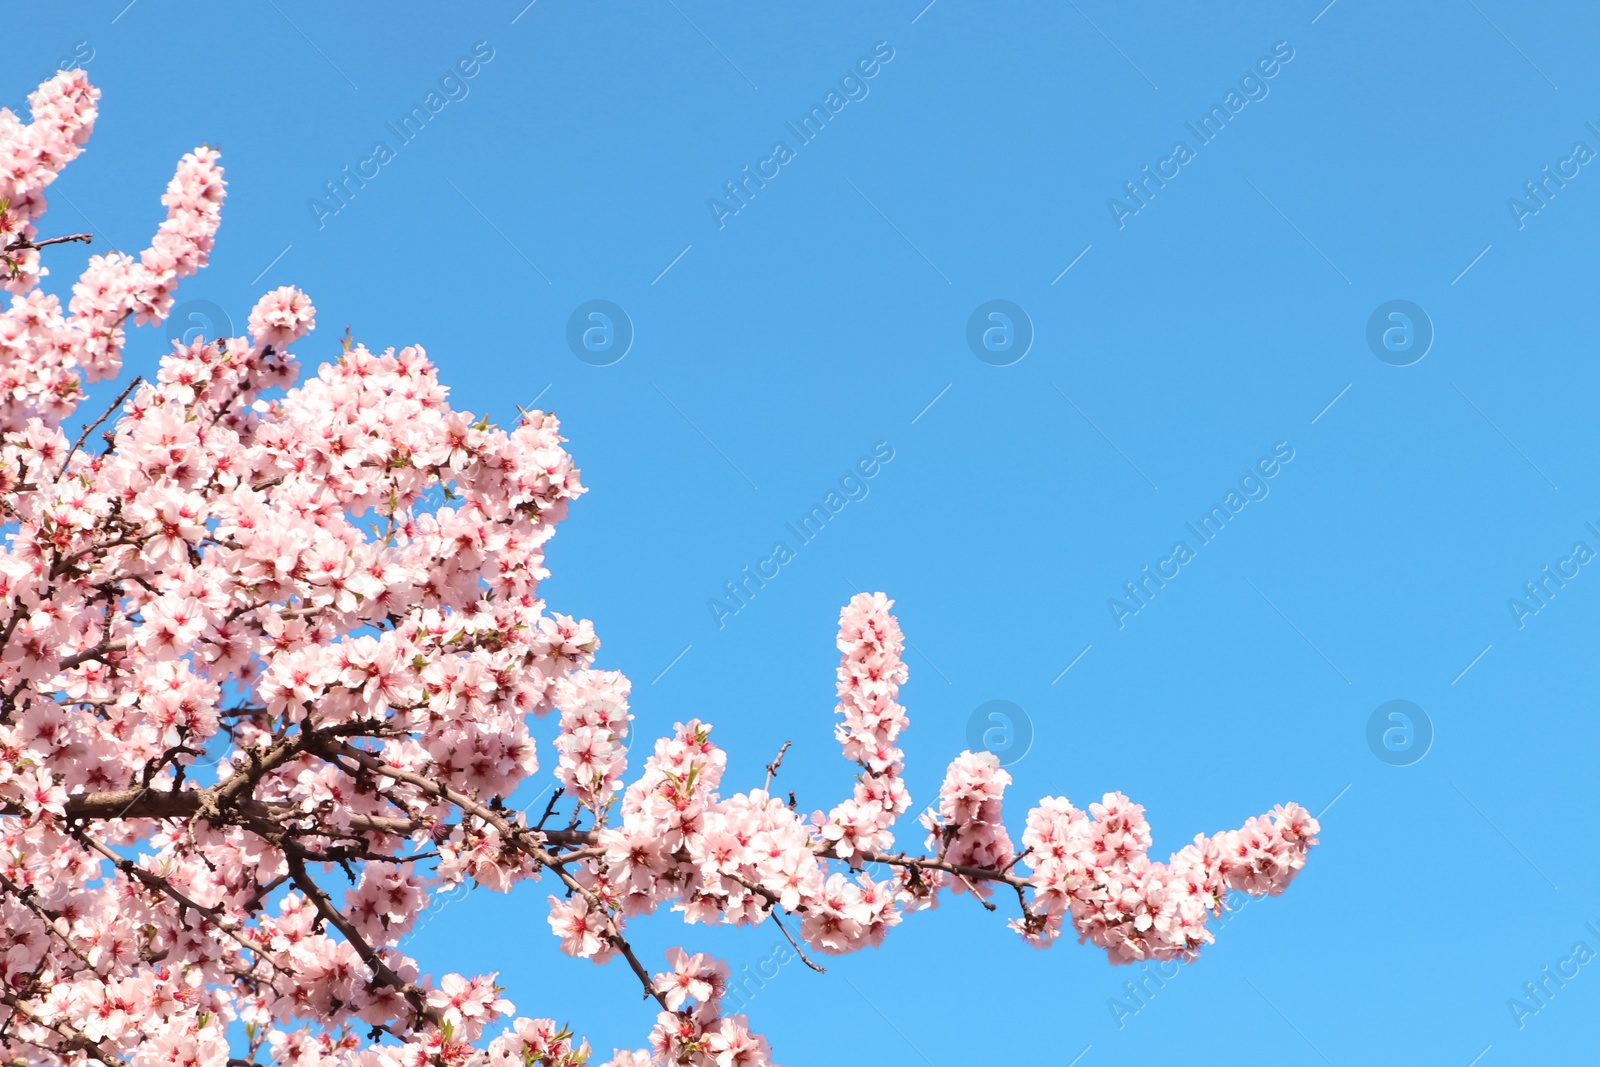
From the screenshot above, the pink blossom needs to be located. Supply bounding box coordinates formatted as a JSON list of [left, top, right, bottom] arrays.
[[247, 286, 316, 349]]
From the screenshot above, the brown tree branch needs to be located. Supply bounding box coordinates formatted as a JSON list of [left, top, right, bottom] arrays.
[[281, 848, 439, 1028]]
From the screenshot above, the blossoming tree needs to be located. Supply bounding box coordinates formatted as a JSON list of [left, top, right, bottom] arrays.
[[0, 71, 1320, 1067]]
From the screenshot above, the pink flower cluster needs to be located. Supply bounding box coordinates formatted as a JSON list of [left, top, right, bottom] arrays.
[[2, 72, 223, 431], [550, 668, 631, 810], [486, 1018, 590, 1067], [0, 72, 1322, 1067], [1017, 794, 1318, 961], [630, 948, 771, 1066], [922, 751, 1017, 900], [815, 592, 911, 863], [0, 70, 98, 292]]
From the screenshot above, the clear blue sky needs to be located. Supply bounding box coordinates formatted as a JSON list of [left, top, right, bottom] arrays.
[[12, 2, 1600, 1063]]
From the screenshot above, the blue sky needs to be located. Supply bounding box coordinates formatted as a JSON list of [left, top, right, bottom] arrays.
[[12, 1, 1600, 1063]]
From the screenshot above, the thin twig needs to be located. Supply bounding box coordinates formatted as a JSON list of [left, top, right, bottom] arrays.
[[955, 871, 997, 910], [6, 232, 92, 253], [855, 848, 1031, 889], [768, 910, 825, 972], [1002, 845, 1034, 874], [57, 375, 141, 479], [534, 786, 565, 831], [763, 740, 791, 793]]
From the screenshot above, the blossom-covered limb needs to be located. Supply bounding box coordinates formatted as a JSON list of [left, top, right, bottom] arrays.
[[0, 71, 1320, 1067]]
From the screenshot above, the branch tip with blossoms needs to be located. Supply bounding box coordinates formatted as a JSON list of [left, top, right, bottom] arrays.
[[0, 70, 1320, 1067]]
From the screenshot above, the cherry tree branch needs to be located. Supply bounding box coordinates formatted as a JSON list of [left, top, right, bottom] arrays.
[[281, 848, 439, 1027]]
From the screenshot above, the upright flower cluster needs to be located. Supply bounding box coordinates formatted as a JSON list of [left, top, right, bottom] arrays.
[[817, 592, 910, 862], [549, 668, 632, 811], [0, 70, 98, 292], [0, 72, 1322, 1067]]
